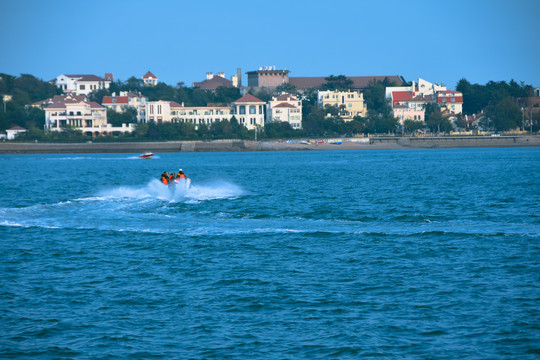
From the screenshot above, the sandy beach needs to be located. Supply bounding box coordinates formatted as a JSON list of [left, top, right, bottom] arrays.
[[0, 136, 539, 154]]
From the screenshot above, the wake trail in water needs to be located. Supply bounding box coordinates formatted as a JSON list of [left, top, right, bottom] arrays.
[[93, 178, 245, 203]]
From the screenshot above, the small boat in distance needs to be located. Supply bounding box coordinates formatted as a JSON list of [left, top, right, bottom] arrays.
[[139, 152, 154, 159]]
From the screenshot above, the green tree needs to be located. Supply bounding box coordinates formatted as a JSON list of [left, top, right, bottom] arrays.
[[424, 103, 447, 134], [403, 119, 424, 134], [107, 107, 138, 127], [486, 97, 521, 131], [214, 86, 241, 103], [275, 82, 297, 95], [87, 88, 111, 103], [321, 75, 353, 91], [363, 77, 397, 115], [264, 121, 300, 139]]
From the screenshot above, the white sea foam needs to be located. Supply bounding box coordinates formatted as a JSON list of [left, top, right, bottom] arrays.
[[92, 178, 245, 203]]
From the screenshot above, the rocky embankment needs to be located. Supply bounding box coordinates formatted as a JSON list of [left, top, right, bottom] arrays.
[[0, 136, 538, 154]]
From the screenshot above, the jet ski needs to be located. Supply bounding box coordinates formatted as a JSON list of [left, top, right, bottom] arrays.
[[139, 152, 154, 159]]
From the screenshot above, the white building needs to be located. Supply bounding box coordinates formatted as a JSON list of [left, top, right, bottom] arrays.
[[437, 90, 464, 115], [52, 74, 111, 96], [144, 100, 181, 123], [386, 78, 463, 124], [232, 94, 265, 130], [385, 78, 447, 99], [44, 94, 135, 136], [144, 95, 266, 130], [6, 126, 26, 140], [267, 93, 303, 129], [142, 71, 158, 86], [102, 91, 147, 121]]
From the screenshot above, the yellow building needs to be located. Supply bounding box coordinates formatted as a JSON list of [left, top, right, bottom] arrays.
[[317, 90, 367, 120]]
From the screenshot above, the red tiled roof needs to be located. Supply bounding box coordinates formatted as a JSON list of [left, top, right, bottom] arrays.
[[274, 102, 297, 108], [275, 93, 298, 101], [193, 76, 233, 89], [8, 125, 26, 131], [391, 91, 412, 106], [85, 101, 105, 109], [34, 94, 86, 106], [437, 96, 463, 104], [102, 96, 129, 105], [143, 71, 157, 79], [169, 101, 184, 108], [235, 94, 264, 103]]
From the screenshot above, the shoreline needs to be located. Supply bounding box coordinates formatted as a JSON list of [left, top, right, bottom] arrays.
[[0, 136, 539, 154]]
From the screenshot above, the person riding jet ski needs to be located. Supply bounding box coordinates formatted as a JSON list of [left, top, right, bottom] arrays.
[[160, 171, 169, 185], [175, 169, 187, 182]]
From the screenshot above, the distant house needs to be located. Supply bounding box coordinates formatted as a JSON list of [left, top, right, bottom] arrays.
[[6, 126, 26, 140], [51, 74, 111, 96], [144, 100, 182, 123], [317, 90, 367, 120], [102, 91, 147, 121], [437, 90, 464, 115], [232, 94, 265, 130], [193, 72, 238, 91], [386, 78, 463, 124], [385, 78, 446, 99], [142, 71, 158, 86], [44, 94, 135, 136], [267, 93, 303, 129]]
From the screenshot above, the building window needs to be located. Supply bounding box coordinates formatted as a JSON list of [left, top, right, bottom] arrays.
[[239, 105, 246, 114], [80, 85, 85, 90], [249, 106, 256, 114]]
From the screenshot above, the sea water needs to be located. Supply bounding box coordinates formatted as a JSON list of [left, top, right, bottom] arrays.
[[0, 148, 539, 359]]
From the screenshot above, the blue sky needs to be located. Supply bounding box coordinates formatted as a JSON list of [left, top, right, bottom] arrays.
[[1, 0, 538, 89]]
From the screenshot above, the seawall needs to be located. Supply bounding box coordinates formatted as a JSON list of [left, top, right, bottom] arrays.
[[0, 136, 538, 154]]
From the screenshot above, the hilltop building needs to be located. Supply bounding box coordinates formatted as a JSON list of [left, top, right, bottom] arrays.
[[51, 74, 111, 96], [317, 90, 367, 120], [247, 67, 290, 89], [267, 93, 303, 129], [142, 71, 158, 86], [193, 69, 241, 91], [245, 66, 404, 93]]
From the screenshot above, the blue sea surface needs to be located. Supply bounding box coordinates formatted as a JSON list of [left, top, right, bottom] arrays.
[[1, 148, 539, 359]]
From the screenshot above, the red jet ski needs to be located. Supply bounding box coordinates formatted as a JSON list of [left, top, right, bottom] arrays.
[[139, 152, 154, 159]]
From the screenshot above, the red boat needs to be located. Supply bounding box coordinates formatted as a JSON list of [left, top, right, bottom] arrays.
[[139, 152, 154, 159]]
